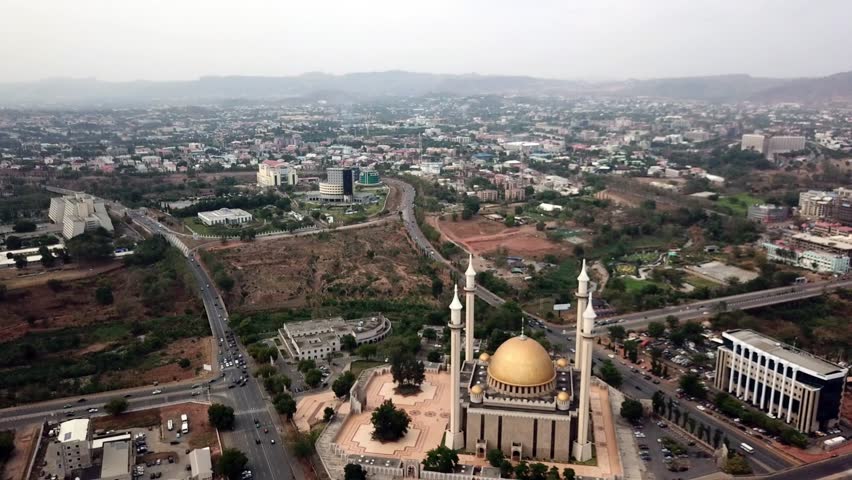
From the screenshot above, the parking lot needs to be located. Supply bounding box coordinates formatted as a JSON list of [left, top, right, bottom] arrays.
[[632, 418, 720, 480]]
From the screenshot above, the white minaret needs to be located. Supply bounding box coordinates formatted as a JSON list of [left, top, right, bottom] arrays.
[[464, 254, 476, 362], [574, 260, 590, 369], [446, 284, 465, 449], [573, 291, 596, 462]]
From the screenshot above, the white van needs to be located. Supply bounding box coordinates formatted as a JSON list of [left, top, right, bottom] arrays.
[[167, 419, 174, 431], [740, 443, 754, 454], [180, 414, 188, 422]]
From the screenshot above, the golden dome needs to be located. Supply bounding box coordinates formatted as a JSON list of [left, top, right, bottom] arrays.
[[470, 385, 483, 394], [557, 391, 570, 401], [487, 336, 556, 387], [556, 358, 569, 368], [479, 353, 491, 362]]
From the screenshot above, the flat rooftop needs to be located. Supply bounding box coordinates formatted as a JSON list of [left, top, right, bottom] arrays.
[[100, 440, 131, 479], [197, 208, 251, 219], [724, 329, 847, 378], [283, 315, 385, 337], [792, 233, 852, 251]]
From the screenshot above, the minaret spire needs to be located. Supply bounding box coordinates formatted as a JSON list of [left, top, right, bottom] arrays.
[[446, 284, 464, 449], [464, 254, 477, 362], [575, 259, 590, 368], [573, 290, 596, 461]]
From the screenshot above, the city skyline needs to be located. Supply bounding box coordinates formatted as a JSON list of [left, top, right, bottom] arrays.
[[2, 0, 852, 83]]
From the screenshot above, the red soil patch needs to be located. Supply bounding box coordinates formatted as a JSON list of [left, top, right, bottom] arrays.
[[432, 216, 572, 260], [3, 424, 39, 480], [106, 337, 214, 386]]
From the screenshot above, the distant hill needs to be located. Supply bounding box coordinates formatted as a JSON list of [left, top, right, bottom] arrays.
[[0, 70, 850, 106], [748, 71, 852, 104]]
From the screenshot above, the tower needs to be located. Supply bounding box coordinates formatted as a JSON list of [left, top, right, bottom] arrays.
[[574, 260, 590, 369], [573, 291, 596, 461], [464, 254, 476, 362], [446, 284, 464, 449]]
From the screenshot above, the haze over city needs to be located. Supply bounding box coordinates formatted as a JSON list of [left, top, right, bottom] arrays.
[[2, 0, 852, 83]]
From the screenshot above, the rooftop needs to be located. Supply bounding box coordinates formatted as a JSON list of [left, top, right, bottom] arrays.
[[58, 418, 90, 443], [100, 440, 131, 478], [792, 233, 852, 251], [189, 448, 213, 477], [197, 207, 252, 219], [724, 329, 847, 379]]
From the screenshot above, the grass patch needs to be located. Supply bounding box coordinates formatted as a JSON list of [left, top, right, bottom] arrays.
[[684, 274, 721, 290], [349, 360, 385, 378], [716, 193, 762, 216], [623, 277, 668, 294]]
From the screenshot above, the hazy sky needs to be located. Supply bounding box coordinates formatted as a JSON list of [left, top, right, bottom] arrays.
[[2, 0, 851, 82]]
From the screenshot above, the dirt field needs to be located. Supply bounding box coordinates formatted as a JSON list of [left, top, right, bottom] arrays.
[[0, 261, 124, 290], [108, 337, 214, 386], [0, 264, 196, 343], [1, 425, 38, 480], [431, 216, 573, 260], [210, 223, 434, 311]]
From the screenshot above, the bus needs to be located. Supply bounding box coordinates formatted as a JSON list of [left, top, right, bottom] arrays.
[[740, 443, 754, 454]]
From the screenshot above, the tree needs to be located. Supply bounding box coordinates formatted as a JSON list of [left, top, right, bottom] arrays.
[[647, 321, 665, 338], [304, 368, 323, 387], [217, 448, 248, 480], [598, 360, 622, 388], [5, 235, 22, 250], [273, 393, 297, 418], [323, 407, 335, 422], [14, 255, 27, 269], [371, 399, 410, 441], [391, 353, 425, 392], [504, 215, 516, 227], [178, 358, 191, 368], [0, 431, 15, 462], [500, 460, 514, 478], [679, 372, 707, 399], [95, 285, 114, 305], [340, 334, 357, 352], [332, 371, 357, 398], [652, 390, 666, 415], [356, 343, 377, 360], [427, 350, 442, 362], [665, 315, 679, 329], [530, 463, 548, 480], [422, 445, 459, 473], [431, 277, 444, 298], [723, 453, 752, 475], [514, 461, 530, 480], [607, 325, 626, 345], [546, 466, 560, 480], [66, 230, 114, 261], [562, 468, 575, 480], [344, 464, 367, 480], [297, 359, 316, 372], [620, 399, 643, 422], [13, 220, 37, 233], [487, 448, 505, 467], [38, 245, 56, 268], [536, 221, 546, 231], [104, 397, 128, 415], [208, 403, 236, 430], [422, 329, 438, 341]]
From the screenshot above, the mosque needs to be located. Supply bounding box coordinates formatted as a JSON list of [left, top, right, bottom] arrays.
[[328, 257, 607, 476], [443, 256, 599, 462]]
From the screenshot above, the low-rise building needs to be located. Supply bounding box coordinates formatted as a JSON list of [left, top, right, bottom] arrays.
[[57, 419, 92, 474], [714, 329, 847, 433], [99, 440, 132, 480], [763, 242, 849, 274], [279, 315, 391, 360], [788, 233, 852, 257], [197, 208, 253, 226], [747, 204, 789, 224], [189, 447, 213, 480]]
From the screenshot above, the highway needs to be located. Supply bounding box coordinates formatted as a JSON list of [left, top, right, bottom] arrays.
[[391, 177, 852, 478]]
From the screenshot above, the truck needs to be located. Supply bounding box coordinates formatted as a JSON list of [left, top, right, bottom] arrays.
[[181, 421, 189, 434]]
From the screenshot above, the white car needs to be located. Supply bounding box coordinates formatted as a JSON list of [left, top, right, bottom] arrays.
[[87, 408, 99, 413], [152, 389, 162, 395]]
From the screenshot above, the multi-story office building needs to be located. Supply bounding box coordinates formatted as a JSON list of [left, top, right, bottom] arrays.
[[763, 242, 849, 274], [799, 190, 837, 220], [714, 329, 847, 433], [48, 193, 115, 239], [767, 136, 806, 157], [741, 134, 767, 154], [788, 233, 852, 257], [57, 419, 92, 473], [257, 160, 297, 188], [319, 167, 354, 201], [747, 204, 789, 224]]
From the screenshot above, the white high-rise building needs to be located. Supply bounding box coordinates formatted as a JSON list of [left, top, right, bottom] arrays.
[[741, 134, 767, 154], [49, 193, 114, 239]]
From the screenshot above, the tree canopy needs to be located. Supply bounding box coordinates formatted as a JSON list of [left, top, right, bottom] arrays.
[[217, 448, 249, 480], [208, 403, 236, 430], [422, 445, 459, 473], [371, 399, 411, 441]]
